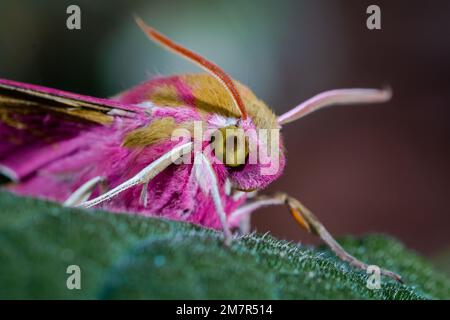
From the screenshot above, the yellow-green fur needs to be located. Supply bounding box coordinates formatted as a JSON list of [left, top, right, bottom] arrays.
[[124, 73, 278, 148]]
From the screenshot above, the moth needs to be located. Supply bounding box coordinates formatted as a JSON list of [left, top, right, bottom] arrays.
[[0, 18, 401, 282]]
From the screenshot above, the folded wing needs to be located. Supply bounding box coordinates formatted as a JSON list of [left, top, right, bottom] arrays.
[[0, 78, 142, 181]]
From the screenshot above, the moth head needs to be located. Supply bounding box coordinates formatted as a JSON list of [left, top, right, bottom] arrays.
[[224, 123, 286, 192], [207, 119, 285, 192], [135, 18, 391, 192], [136, 18, 286, 191]]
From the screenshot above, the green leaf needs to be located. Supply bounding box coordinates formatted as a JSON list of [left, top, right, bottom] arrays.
[[0, 191, 448, 299]]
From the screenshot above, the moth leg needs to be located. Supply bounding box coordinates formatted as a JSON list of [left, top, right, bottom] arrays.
[[229, 193, 402, 282], [139, 180, 150, 208], [63, 176, 105, 207], [192, 153, 233, 245], [228, 194, 284, 228], [237, 213, 251, 235], [77, 142, 193, 208], [284, 195, 402, 282], [232, 190, 257, 235]]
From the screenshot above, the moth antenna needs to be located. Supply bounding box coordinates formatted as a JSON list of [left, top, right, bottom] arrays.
[[135, 17, 247, 120], [278, 87, 392, 125]]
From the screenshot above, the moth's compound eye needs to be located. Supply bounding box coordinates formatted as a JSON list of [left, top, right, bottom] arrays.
[[211, 125, 248, 167]]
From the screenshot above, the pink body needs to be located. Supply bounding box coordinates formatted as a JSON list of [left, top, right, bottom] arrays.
[[0, 76, 285, 229]]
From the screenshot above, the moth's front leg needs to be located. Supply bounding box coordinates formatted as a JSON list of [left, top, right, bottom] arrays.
[[230, 190, 258, 236], [229, 192, 402, 282], [74, 142, 194, 208], [63, 176, 105, 207], [192, 153, 233, 245], [237, 213, 251, 235]]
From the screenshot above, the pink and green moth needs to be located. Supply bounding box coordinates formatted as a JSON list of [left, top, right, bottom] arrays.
[[0, 18, 401, 282]]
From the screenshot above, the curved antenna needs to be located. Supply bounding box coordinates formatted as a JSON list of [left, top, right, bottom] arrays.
[[135, 17, 247, 120], [278, 88, 392, 125]]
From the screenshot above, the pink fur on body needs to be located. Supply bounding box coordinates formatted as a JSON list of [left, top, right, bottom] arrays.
[[0, 76, 285, 229]]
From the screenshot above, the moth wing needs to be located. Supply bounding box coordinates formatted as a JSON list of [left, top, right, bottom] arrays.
[[0, 78, 143, 125], [0, 78, 143, 181]]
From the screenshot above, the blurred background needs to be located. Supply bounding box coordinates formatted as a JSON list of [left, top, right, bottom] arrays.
[[0, 0, 449, 265]]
